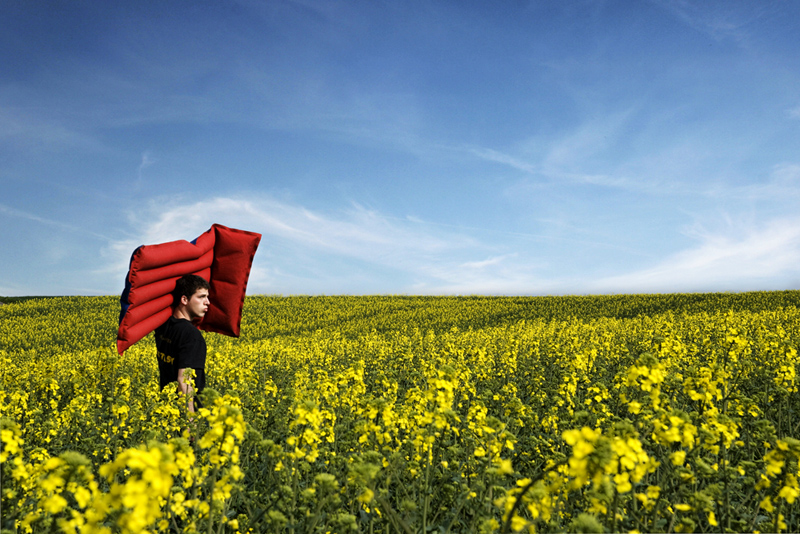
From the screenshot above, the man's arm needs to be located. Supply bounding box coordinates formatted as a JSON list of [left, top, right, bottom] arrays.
[[177, 368, 195, 413]]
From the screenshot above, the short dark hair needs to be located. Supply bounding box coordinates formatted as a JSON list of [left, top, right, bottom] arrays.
[[173, 274, 210, 306]]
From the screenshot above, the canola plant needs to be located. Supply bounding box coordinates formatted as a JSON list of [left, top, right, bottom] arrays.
[[1, 292, 800, 533]]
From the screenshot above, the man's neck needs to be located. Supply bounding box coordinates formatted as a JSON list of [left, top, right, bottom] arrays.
[[173, 307, 193, 321]]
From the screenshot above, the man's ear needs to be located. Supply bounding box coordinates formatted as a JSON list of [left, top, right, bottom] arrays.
[[180, 294, 189, 306]]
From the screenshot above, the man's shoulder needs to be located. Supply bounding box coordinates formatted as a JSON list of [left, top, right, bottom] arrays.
[[161, 316, 194, 328], [157, 317, 201, 337]]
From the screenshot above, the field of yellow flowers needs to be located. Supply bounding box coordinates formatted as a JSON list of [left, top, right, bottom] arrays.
[[2, 292, 800, 533]]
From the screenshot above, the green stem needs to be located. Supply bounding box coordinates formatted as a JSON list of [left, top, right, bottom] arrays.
[[423, 447, 431, 533], [610, 488, 619, 534], [666, 508, 677, 534], [442, 492, 469, 534], [305, 495, 325, 534], [216, 500, 229, 534], [207, 465, 219, 534], [747, 489, 767, 533], [375, 495, 415, 534]]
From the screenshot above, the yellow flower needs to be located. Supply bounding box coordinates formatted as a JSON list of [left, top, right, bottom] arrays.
[[708, 511, 718, 527], [357, 488, 374, 504], [778, 475, 799, 504], [42, 494, 68, 514], [760, 496, 774, 513], [495, 458, 514, 475], [510, 515, 528, 532], [614, 472, 632, 493]]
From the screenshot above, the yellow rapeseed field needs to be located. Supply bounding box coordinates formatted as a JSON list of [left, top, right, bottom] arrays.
[[2, 292, 800, 533]]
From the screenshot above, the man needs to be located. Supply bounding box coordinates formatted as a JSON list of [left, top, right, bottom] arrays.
[[155, 274, 210, 412]]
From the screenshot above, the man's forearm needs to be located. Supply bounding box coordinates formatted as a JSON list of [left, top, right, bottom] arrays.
[[177, 368, 195, 413]]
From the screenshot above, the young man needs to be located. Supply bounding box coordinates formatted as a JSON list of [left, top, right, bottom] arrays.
[[155, 274, 210, 412]]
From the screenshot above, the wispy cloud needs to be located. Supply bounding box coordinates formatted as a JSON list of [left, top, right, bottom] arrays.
[[469, 147, 539, 174], [0, 203, 111, 241], [119, 196, 475, 257], [0, 106, 104, 153], [592, 216, 800, 293], [651, 0, 775, 47], [471, 116, 800, 208], [418, 255, 562, 295], [471, 143, 651, 194], [138, 151, 156, 177], [107, 196, 526, 294], [125, 195, 786, 296], [467, 109, 664, 193], [233, 63, 426, 153], [541, 110, 635, 172]]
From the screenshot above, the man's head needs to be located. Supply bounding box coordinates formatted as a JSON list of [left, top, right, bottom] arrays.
[[173, 274, 210, 320]]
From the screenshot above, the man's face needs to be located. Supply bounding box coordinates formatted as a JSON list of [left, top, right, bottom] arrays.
[[183, 288, 210, 320]]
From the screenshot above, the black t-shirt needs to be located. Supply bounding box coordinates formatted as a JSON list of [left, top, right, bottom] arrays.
[[154, 316, 207, 396]]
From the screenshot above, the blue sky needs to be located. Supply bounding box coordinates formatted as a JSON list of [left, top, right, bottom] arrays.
[[2, 0, 799, 296]]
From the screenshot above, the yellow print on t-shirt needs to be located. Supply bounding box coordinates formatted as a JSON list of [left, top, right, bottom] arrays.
[[157, 351, 174, 364]]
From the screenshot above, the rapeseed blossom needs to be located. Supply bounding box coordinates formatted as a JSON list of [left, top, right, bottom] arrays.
[[2, 293, 800, 532]]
